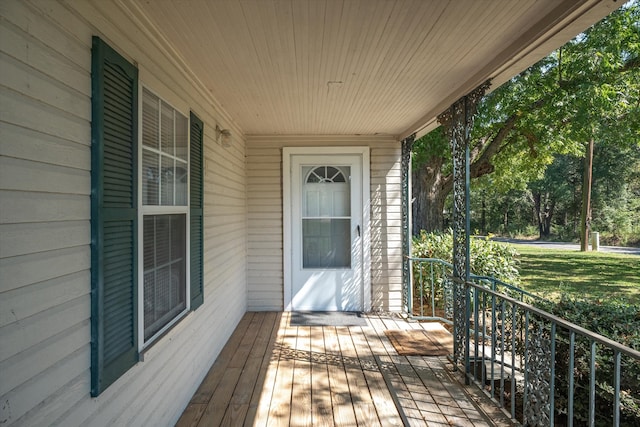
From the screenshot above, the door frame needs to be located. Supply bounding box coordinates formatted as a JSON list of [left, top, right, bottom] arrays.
[[283, 146, 371, 312]]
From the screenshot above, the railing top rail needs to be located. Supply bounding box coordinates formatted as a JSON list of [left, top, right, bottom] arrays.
[[454, 277, 640, 360], [406, 256, 453, 267], [469, 274, 546, 301]]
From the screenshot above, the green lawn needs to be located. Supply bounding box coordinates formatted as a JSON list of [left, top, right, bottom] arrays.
[[513, 245, 640, 305]]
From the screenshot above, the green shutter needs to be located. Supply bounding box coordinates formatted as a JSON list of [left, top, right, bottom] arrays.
[[91, 36, 139, 396], [190, 112, 204, 310]]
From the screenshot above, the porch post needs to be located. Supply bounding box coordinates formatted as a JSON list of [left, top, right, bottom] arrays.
[[401, 133, 416, 314], [437, 81, 490, 371]]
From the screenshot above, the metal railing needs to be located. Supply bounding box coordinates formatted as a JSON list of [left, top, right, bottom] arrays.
[[407, 257, 640, 426], [464, 280, 640, 426], [407, 257, 543, 322], [408, 257, 455, 321]]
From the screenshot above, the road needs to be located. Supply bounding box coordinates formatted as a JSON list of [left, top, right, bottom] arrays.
[[491, 238, 640, 256]]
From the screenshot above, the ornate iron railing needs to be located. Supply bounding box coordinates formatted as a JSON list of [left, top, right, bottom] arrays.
[[406, 257, 640, 426], [464, 279, 640, 426], [407, 257, 542, 321]]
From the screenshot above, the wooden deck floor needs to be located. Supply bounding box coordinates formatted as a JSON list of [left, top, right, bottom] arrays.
[[176, 312, 514, 427]]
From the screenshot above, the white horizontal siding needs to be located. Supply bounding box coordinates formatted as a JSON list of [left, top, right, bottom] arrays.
[[246, 135, 403, 311], [0, 0, 247, 426]]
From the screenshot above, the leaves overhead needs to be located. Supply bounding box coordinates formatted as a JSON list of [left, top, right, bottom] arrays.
[[414, 1, 640, 190]]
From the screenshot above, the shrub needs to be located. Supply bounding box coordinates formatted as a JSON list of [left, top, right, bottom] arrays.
[[537, 297, 640, 425], [412, 229, 520, 285], [410, 230, 521, 317]]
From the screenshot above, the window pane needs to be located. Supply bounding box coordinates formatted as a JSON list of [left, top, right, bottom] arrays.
[[161, 101, 174, 156], [143, 216, 154, 269], [160, 155, 174, 205], [175, 113, 188, 161], [303, 166, 350, 217], [174, 159, 188, 206], [143, 214, 186, 341], [302, 219, 350, 268], [142, 149, 159, 205], [142, 89, 159, 149]]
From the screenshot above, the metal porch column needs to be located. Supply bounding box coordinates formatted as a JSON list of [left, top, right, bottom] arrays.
[[438, 81, 490, 370], [401, 134, 416, 314]]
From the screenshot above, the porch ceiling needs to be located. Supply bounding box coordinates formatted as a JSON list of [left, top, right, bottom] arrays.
[[128, 0, 618, 138]]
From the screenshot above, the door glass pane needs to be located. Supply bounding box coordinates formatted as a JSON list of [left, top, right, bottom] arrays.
[[301, 164, 351, 269], [302, 219, 350, 268]]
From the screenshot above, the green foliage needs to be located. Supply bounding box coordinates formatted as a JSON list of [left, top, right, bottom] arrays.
[[412, 230, 520, 285], [411, 127, 451, 173], [411, 2, 640, 235], [537, 297, 640, 425]]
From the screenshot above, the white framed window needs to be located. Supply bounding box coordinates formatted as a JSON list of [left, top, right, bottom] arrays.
[[139, 87, 190, 346]]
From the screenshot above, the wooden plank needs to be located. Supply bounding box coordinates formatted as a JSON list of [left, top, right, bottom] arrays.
[[266, 312, 296, 425], [196, 314, 264, 425], [335, 326, 380, 427], [310, 326, 333, 426], [350, 325, 404, 426], [188, 312, 254, 405], [290, 325, 312, 426], [220, 312, 279, 425], [175, 403, 206, 427], [323, 326, 358, 426], [367, 315, 426, 427], [245, 312, 282, 426]]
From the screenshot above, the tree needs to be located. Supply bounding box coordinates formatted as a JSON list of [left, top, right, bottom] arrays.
[[412, 2, 640, 235]]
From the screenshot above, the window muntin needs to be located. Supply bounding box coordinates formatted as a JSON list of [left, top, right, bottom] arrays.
[[142, 88, 188, 207], [140, 87, 189, 346]]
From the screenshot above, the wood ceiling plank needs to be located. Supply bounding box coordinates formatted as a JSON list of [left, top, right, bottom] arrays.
[[130, 0, 616, 136]]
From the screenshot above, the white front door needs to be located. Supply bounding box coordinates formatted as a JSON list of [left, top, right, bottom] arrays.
[[283, 147, 370, 311]]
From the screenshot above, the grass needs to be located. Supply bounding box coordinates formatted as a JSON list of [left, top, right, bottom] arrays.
[[512, 245, 640, 305]]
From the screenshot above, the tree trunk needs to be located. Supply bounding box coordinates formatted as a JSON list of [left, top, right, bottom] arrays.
[[580, 139, 594, 251], [533, 191, 555, 238], [480, 192, 487, 235], [412, 159, 451, 234]]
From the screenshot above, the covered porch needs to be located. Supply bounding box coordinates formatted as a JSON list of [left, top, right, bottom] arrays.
[[177, 312, 513, 427], [0, 1, 629, 426]]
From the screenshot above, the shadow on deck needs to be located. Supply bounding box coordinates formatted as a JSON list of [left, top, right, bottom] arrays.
[[177, 312, 515, 426]]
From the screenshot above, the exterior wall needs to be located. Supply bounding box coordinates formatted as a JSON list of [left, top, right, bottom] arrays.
[[0, 1, 247, 426], [246, 135, 402, 312]]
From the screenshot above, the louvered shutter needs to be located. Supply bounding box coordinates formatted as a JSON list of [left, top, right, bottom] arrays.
[[190, 112, 204, 309], [91, 36, 139, 396]]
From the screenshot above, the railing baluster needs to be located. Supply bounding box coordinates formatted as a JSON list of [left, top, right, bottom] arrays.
[[550, 322, 556, 427], [430, 263, 435, 318], [590, 340, 596, 427], [482, 290, 487, 385], [473, 282, 480, 381], [407, 258, 413, 316], [524, 311, 530, 424], [511, 303, 516, 420], [613, 350, 621, 426], [419, 262, 424, 317], [491, 292, 496, 398], [500, 299, 506, 408], [568, 331, 575, 427]]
